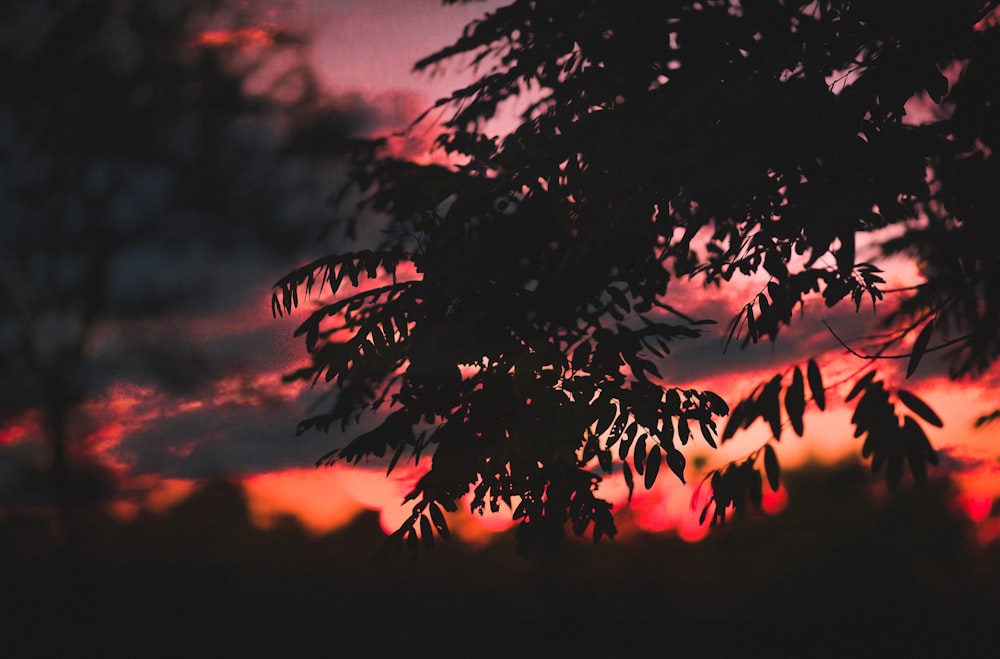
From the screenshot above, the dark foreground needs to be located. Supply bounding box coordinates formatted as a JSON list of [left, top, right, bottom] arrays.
[[4, 463, 999, 658]]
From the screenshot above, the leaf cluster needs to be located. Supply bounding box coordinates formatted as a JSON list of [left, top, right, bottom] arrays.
[[276, 0, 1000, 553], [847, 373, 941, 489]]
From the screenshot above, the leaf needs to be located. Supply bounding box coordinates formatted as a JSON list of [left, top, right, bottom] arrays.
[[428, 502, 450, 540], [665, 389, 682, 414], [975, 410, 1000, 428], [721, 400, 745, 441], [745, 304, 757, 344], [665, 448, 686, 484], [405, 527, 419, 557], [572, 341, 592, 371], [699, 420, 718, 448], [724, 306, 746, 353], [845, 370, 877, 402], [594, 401, 617, 435], [618, 429, 635, 461], [623, 461, 635, 502], [807, 359, 825, 411], [419, 514, 435, 549], [703, 390, 730, 416], [902, 416, 931, 487], [897, 389, 943, 428], [763, 444, 780, 492], [761, 375, 783, 440], [906, 320, 934, 379], [661, 416, 675, 445], [785, 367, 805, 437], [644, 445, 661, 489], [678, 415, 690, 445], [633, 434, 648, 475], [927, 69, 949, 103], [386, 441, 407, 476]]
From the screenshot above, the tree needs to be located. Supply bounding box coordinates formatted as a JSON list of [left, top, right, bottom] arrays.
[[0, 0, 357, 554], [275, 0, 1000, 556]]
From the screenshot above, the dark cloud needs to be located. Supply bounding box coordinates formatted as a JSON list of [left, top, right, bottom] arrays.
[[935, 447, 1000, 474], [117, 391, 341, 479]]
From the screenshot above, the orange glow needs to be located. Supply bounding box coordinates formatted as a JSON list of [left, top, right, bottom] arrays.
[[193, 28, 275, 49], [243, 468, 363, 535], [110, 476, 199, 523], [330, 463, 426, 534], [144, 477, 199, 514]]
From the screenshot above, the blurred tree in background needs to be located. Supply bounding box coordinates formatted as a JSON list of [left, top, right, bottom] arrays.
[[0, 0, 357, 554]]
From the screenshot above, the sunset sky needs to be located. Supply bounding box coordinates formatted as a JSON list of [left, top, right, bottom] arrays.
[[2, 0, 999, 548]]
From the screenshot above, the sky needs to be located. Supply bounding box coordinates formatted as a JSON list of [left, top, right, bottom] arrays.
[[2, 0, 999, 548]]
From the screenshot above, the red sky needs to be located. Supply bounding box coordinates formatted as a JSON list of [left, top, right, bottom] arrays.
[[3, 0, 999, 546]]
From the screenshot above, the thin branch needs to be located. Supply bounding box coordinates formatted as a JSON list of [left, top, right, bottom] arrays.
[[822, 320, 971, 361]]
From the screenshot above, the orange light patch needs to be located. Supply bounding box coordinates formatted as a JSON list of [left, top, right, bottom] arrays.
[[194, 28, 275, 49], [330, 463, 428, 534], [144, 477, 200, 514], [243, 468, 363, 535]]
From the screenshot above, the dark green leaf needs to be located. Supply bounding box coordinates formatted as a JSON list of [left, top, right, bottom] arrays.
[[428, 502, 451, 540], [644, 445, 661, 489], [661, 417, 675, 445], [665, 389, 682, 414], [903, 416, 931, 486], [807, 359, 825, 411], [623, 461, 635, 503], [846, 370, 877, 402], [763, 444, 780, 492], [405, 527, 419, 557], [386, 441, 407, 476], [665, 448, 686, 484], [594, 401, 617, 435], [897, 389, 943, 428], [703, 391, 730, 416], [572, 341, 592, 371], [634, 434, 648, 475], [761, 375, 783, 440], [722, 400, 745, 441], [699, 419, 718, 449], [785, 367, 805, 437], [419, 514, 435, 549], [906, 320, 934, 379]]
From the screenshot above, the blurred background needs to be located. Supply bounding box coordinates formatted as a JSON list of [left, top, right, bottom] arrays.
[[1, 1, 999, 655]]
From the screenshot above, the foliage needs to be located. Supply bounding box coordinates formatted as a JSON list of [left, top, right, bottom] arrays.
[[276, 0, 1000, 556]]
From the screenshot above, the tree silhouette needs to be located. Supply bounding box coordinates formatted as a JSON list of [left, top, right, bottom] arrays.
[[0, 0, 357, 555], [275, 0, 1000, 556]]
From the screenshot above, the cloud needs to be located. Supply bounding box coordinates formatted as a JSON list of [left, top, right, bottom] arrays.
[[935, 447, 1000, 474]]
